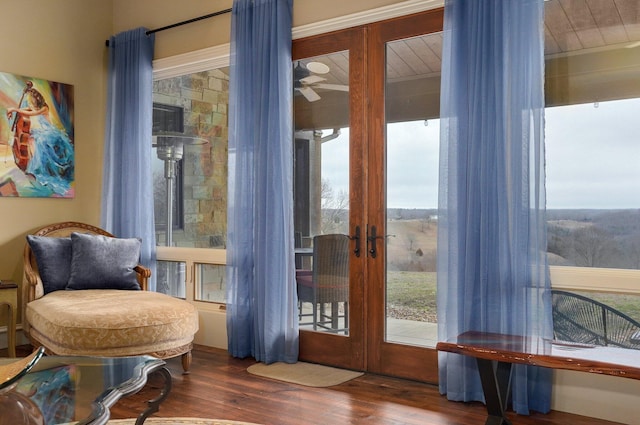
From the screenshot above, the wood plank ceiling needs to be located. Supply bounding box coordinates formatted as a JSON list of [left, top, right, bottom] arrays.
[[546, 0, 640, 54], [294, 0, 640, 128], [310, 0, 639, 83]]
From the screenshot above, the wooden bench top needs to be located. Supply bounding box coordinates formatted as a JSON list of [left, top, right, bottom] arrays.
[[437, 330, 640, 380]]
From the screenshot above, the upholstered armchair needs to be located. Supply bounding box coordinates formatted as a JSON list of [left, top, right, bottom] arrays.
[[22, 222, 199, 373]]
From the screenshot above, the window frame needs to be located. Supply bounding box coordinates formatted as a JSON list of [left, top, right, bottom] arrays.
[[550, 266, 640, 295], [152, 45, 230, 307]]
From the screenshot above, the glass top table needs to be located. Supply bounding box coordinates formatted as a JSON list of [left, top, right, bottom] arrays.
[[0, 349, 171, 425]]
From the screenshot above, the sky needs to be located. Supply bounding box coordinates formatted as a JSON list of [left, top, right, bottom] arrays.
[[545, 98, 640, 209], [321, 98, 640, 210]]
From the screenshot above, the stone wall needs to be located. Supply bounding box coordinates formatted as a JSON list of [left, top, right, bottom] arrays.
[[153, 68, 229, 248]]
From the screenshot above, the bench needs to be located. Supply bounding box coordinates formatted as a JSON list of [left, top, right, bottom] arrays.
[[437, 331, 640, 425]]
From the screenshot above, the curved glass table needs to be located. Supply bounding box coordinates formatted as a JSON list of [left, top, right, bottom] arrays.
[[0, 352, 171, 425]]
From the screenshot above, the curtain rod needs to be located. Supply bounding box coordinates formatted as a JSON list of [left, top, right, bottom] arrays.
[[105, 8, 232, 47]]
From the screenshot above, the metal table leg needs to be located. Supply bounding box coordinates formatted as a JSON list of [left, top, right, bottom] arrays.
[[135, 367, 172, 425], [476, 358, 513, 425]]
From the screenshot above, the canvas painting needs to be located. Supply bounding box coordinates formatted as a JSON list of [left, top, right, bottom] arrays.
[[0, 72, 74, 197]]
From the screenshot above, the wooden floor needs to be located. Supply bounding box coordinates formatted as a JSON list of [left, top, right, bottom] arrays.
[[94, 345, 620, 425]]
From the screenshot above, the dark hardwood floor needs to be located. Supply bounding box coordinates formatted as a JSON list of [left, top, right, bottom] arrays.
[[104, 345, 619, 425], [7, 344, 619, 424]]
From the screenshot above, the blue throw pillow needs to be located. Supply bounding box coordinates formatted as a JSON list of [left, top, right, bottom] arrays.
[[26, 235, 72, 294], [66, 232, 142, 290]]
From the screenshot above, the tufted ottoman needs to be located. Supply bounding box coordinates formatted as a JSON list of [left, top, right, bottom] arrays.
[[25, 289, 199, 372]]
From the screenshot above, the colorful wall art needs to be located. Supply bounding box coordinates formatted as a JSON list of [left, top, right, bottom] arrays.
[[0, 72, 74, 197]]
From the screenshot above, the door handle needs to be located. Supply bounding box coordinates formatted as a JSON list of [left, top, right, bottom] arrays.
[[350, 226, 361, 257], [367, 225, 384, 258]]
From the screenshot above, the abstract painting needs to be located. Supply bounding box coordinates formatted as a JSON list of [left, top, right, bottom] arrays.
[[0, 71, 74, 197]]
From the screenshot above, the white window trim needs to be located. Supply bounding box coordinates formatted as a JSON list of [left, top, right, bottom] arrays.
[[156, 247, 227, 309], [153, 44, 229, 80], [156, 246, 226, 263]]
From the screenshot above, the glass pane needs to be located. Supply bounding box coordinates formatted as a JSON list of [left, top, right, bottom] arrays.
[[195, 263, 226, 303], [294, 52, 350, 335], [156, 260, 186, 298], [543, 0, 640, 273], [384, 33, 442, 347], [152, 68, 229, 249], [545, 100, 640, 270]]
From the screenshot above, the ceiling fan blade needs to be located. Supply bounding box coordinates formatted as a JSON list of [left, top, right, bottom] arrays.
[[300, 75, 326, 85], [297, 87, 321, 102], [314, 83, 349, 92]]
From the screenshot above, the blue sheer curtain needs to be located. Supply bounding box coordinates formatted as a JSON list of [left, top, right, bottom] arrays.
[[226, 0, 298, 363], [437, 0, 552, 415], [102, 27, 157, 291]]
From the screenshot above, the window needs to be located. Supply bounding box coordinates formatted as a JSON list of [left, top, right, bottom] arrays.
[[543, 0, 640, 312], [149, 2, 640, 310], [152, 67, 230, 302], [546, 100, 640, 271]]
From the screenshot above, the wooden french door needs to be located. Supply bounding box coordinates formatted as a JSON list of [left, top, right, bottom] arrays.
[[294, 9, 444, 382], [293, 26, 366, 370]]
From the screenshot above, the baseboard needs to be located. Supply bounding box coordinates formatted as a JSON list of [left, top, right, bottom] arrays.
[[0, 325, 29, 350]]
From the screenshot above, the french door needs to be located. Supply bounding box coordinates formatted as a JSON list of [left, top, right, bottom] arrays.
[[293, 9, 444, 382]]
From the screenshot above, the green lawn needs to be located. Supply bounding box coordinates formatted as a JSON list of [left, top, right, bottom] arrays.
[[385, 271, 640, 325], [575, 291, 640, 323], [386, 271, 437, 321]]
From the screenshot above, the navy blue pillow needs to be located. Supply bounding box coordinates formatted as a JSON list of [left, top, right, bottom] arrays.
[[66, 232, 141, 291], [26, 235, 72, 294]]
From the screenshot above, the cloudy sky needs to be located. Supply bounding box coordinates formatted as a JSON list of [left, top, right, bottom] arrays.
[[545, 98, 640, 209], [321, 97, 640, 210]]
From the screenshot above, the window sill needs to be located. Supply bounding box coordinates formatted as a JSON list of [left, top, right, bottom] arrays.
[[551, 266, 640, 294]]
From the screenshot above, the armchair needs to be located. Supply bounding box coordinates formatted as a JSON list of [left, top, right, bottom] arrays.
[[22, 222, 199, 373]]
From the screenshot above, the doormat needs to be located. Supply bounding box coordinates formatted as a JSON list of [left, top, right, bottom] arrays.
[[107, 419, 260, 425], [247, 361, 363, 387]]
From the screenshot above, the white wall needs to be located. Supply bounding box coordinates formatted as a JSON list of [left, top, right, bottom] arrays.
[[112, 0, 406, 60], [0, 1, 112, 310]]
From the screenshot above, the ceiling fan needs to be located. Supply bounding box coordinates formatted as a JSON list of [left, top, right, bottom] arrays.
[[294, 61, 349, 102]]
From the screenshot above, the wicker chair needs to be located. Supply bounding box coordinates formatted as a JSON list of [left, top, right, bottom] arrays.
[[297, 234, 350, 333], [551, 289, 640, 349], [23, 222, 199, 372]]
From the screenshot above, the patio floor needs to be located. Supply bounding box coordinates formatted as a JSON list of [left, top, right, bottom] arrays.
[[298, 302, 438, 348]]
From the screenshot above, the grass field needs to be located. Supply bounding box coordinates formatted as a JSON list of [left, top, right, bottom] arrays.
[[385, 271, 640, 324], [575, 292, 640, 323], [386, 271, 437, 322]]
